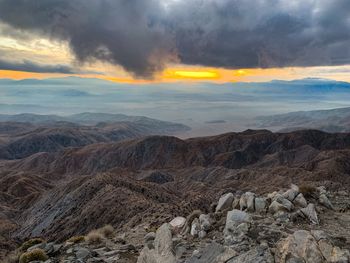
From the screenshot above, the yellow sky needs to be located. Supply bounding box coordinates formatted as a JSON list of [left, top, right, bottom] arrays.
[[2, 65, 350, 84], [1, 30, 350, 84]]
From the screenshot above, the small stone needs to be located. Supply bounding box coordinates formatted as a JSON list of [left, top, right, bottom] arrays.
[[254, 198, 266, 213], [239, 192, 255, 211], [199, 214, 212, 231], [293, 193, 307, 208], [269, 201, 289, 214], [319, 193, 334, 210], [216, 193, 234, 212], [75, 247, 91, 260], [300, 203, 319, 224], [169, 217, 186, 232], [311, 230, 328, 242], [267, 191, 278, 200], [291, 184, 299, 192], [274, 194, 294, 211], [191, 218, 201, 237], [282, 189, 299, 202]]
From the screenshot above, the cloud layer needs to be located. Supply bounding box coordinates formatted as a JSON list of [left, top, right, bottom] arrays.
[[0, 0, 349, 77], [0, 59, 78, 74]]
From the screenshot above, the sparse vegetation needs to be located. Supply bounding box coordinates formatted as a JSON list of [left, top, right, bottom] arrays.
[[86, 230, 104, 244], [99, 225, 115, 238], [299, 184, 317, 199], [66, 235, 85, 244], [19, 238, 45, 252], [85, 224, 115, 244], [19, 248, 48, 263]]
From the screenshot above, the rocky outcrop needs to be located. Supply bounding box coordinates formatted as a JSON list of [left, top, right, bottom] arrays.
[[5, 184, 349, 263], [138, 223, 176, 263], [275, 230, 350, 263]]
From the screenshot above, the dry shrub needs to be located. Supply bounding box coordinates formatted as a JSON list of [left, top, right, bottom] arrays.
[[19, 238, 45, 252], [86, 230, 103, 244], [66, 235, 85, 244], [98, 225, 115, 238], [19, 248, 48, 263], [299, 184, 317, 199]]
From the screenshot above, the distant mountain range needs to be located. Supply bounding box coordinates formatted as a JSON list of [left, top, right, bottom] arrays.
[[256, 107, 350, 132], [0, 113, 190, 159]]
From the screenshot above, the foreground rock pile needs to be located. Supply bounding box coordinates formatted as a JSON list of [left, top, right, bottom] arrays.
[[6, 185, 350, 263]]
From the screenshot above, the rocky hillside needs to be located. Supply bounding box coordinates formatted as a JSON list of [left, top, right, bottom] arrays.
[[0, 115, 190, 160], [4, 184, 350, 262], [1, 129, 350, 261]]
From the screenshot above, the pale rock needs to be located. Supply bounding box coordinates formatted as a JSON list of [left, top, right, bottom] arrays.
[[291, 184, 299, 192], [300, 203, 319, 224], [137, 223, 176, 263], [154, 223, 176, 263], [267, 191, 278, 200], [311, 230, 328, 241], [282, 188, 299, 202], [75, 247, 91, 260], [224, 210, 252, 245], [216, 193, 234, 212], [169, 216, 186, 232], [254, 197, 266, 213], [293, 193, 307, 208], [239, 192, 255, 211], [318, 240, 350, 262], [274, 194, 294, 211], [269, 200, 289, 214], [317, 186, 327, 195], [190, 218, 200, 237], [199, 214, 211, 231], [275, 230, 325, 263], [224, 210, 252, 232], [319, 193, 334, 210]]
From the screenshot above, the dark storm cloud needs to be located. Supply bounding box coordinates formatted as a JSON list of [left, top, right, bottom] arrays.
[[0, 0, 349, 77], [0, 59, 78, 74]]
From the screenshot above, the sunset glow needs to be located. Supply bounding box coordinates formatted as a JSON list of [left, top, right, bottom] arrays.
[[165, 69, 220, 79]]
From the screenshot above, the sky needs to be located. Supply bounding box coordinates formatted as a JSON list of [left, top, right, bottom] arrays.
[[0, 0, 350, 83]]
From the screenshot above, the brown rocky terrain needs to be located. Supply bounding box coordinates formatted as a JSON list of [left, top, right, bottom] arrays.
[[1, 128, 350, 261], [0, 115, 190, 160]]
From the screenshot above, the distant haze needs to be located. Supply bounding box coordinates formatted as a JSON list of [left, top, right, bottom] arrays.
[[1, 77, 350, 137]]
